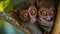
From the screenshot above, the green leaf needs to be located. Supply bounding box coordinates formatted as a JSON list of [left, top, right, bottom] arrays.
[[3, 0, 11, 9], [0, 0, 6, 1], [4, 3, 13, 13], [0, 1, 4, 11], [0, 0, 12, 12]]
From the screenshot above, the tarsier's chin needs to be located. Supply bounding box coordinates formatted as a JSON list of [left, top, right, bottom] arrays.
[[37, 0, 56, 32]]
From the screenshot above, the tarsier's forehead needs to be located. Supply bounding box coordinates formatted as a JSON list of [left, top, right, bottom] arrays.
[[39, 7, 55, 11]]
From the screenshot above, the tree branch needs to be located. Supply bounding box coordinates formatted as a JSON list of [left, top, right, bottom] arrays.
[[0, 12, 31, 34]]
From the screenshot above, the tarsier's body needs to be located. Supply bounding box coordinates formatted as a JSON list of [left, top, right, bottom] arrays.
[[11, 0, 42, 34], [37, 0, 56, 33], [10, 0, 56, 34]]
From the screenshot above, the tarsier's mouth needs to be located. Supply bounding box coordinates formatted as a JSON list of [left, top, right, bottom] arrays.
[[37, 18, 54, 28]]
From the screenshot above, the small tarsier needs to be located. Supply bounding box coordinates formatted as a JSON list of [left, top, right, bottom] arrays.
[[37, 0, 56, 34], [10, 0, 43, 34], [10, 0, 57, 34], [10, 6, 42, 34]]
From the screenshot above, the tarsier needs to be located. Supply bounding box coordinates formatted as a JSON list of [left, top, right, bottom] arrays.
[[37, 0, 56, 34], [10, 0, 57, 34], [10, 0, 43, 34]]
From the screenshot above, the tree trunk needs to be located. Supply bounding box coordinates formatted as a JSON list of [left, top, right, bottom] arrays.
[[52, 1, 60, 34]]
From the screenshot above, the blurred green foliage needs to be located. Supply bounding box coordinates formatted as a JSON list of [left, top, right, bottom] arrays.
[[0, 19, 24, 34], [0, 0, 25, 34]]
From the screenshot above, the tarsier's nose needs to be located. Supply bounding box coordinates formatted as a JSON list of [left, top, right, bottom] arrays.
[[29, 13, 36, 23], [30, 17, 36, 23], [46, 17, 51, 21]]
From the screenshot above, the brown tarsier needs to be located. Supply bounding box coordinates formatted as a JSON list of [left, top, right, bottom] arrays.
[[10, 0, 43, 34], [10, 0, 57, 34], [37, 0, 57, 34]]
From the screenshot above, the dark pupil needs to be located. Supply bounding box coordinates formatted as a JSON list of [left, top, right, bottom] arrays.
[[24, 14, 27, 16], [43, 13, 45, 14], [41, 11, 47, 16], [22, 13, 28, 19], [30, 10, 35, 15]]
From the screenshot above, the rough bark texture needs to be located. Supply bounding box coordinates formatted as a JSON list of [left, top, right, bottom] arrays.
[[52, 1, 60, 34], [0, 12, 31, 34]]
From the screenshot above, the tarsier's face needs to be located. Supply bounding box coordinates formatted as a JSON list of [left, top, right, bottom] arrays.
[[19, 6, 37, 23], [37, 8, 55, 30], [38, 8, 55, 21]]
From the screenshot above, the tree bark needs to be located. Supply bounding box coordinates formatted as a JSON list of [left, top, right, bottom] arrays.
[[52, 1, 60, 34], [0, 12, 31, 34]]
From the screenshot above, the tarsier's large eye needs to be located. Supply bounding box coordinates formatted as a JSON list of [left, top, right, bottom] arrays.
[[30, 9, 37, 15], [41, 11, 47, 16], [22, 12, 29, 19], [49, 11, 54, 16], [28, 6, 37, 15]]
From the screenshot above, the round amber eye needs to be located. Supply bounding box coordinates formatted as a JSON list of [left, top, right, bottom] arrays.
[[22, 12, 28, 19], [30, 9, 37, 15], [49, 11, 54, 16], [41, 11, 47, 16]]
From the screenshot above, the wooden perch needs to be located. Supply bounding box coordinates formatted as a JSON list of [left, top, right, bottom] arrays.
[[0, 12, 31, 34], [52, 1, 60, 34]]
